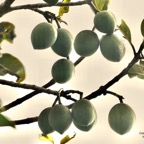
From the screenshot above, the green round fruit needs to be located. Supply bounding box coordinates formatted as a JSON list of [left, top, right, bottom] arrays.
[[74, 30, 99, 57], [51, 59, 75, 84], [48, 104, 72, 134], [100, 34, 125, 62], [108, 103, 136, 135], [38, 107, 54, 134], [94, 11, 116, 34], [72, 99, 96, 126], [73, 117, 96, 132], [31, 22, 57, 49], [44, 0, 58, 5], [51, 28, 73, 57]]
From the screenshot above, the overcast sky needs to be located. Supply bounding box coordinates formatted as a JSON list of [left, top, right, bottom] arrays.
[[0, 0, 144, 144]]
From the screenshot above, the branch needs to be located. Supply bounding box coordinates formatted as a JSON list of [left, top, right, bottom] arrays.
[[0, 56, 85, 112], [2, 0, 15, 7], [85, 40, 144, 100], [61, 89, 83, 101], [0, 1, 87, 17], [14, 116, 38, 126], [74, 56, 85, 66], [0, 79, 55, 112], [0, 0, 15, 17], [0, 79, 58, 95]]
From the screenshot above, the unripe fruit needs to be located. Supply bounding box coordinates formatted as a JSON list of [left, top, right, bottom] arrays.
[[73, 114, 96, 132], [48, 104, 72, 134], [74, 30, 99, 57], [94, 11, 116, 34], [51, 28, 73, 57], [31, 22, 57, 49], [72, 99, 96, 127], [100, 34, 125, 62], [108, 103, 136, 135], [44, 0, 58, 5], [38, 107, 54, 134], [51, 59, 75, 84]]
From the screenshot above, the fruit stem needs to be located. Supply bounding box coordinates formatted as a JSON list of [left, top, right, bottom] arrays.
[[57, 88, 63, 104], [92, 25, 95, 32], [52, 89, 63, 106], [87, 0, 99, 15], [104, 90, 124, 103], [54, 17, 61, 29]]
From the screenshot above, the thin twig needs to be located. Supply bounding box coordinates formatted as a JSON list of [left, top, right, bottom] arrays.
[[104, 90, 124, 103], [9, 1, 87, 11], [0, 79, 58, 95], [14, 117, 38, 125], [130, 42, 137, 56], [74, 56, 85, 66], [61, 90, 83, 100]]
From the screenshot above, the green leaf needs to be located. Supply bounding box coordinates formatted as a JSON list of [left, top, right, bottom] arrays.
[[117, 20, 131, 43], [92, 0, 110, 11], [0, 22, 16, 44], [0, 114, 15, 128], [128, 64, 144, 79], [39, 134, 54, 144], [141, 19, 144, 37], [140, 60, 144, 66], [0, 65, 8, 76], [60, 133, 76, 144], [57, 0, 71, 19], [0, 53, 26, 82]]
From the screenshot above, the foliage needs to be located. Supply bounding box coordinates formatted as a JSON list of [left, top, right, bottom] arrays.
[[93, 0, 110, 11], [0, 53, 25, 82], [0, 22, 16, 44]]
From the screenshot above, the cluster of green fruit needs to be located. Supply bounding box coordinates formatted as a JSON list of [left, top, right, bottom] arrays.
[[31, 10, 126, 84], [38, 99, 96, 135], [93, 10, 126, 62], [31, 22, 75, 84], [38, 99, 135, 135]]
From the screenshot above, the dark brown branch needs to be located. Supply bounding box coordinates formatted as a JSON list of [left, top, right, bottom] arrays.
[[14, 117, 38, 125], [130, 42, 137, 56], [0, 79, 58, 95], [104, 90, 124, 103], [0, 0, 15, 17], [1, 56, 85, 112], [0, 1, 87, 17], [61, 90, 83, 100], [85, 40, 144, 100], [11, 1, 87, 10], [0, 79, 55, 112], [74, 56, 85, 66]]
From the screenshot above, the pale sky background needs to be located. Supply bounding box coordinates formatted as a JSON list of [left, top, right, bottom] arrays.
[[0, 0, 144, 144]]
